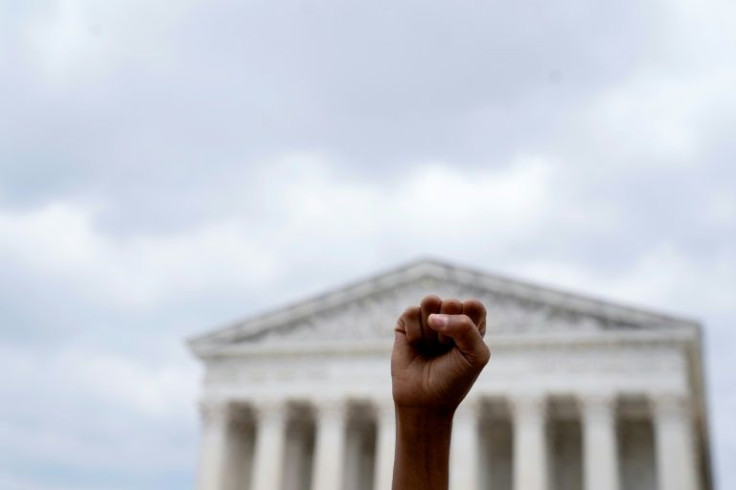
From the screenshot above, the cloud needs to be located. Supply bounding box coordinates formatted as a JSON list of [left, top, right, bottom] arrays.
[[1, 0, 735, 487], [0, 342, 197, 490], [0, 0, 658, 213], [0, 201, 277, 308]]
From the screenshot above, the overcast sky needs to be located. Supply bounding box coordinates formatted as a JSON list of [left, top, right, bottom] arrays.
[[1, 0, 735, 488]]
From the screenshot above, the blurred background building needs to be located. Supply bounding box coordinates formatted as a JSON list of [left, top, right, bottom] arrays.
[[190, 259, 712, 490]]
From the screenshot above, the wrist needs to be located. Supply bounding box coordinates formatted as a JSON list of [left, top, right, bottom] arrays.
[[393, 405, 453, 490], [395, 406, 454, 450], [395, 404, 456, 423]]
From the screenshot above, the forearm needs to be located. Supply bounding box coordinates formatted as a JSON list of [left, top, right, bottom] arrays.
[[392, 408, 453, 490]]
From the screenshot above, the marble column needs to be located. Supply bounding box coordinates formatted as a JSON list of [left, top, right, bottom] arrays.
[[374, 400, 396, 490], [197, 399, 231, 490], [581, 395, 619, 490], [311, 399, 348, 490], [251, 400, 287, 490], [653, 395, 700, 490], [512, 395, 548, 490], [450, 399, 480, 490]]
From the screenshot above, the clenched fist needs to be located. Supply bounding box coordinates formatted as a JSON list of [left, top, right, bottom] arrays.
[[391, 295, 490, 415]]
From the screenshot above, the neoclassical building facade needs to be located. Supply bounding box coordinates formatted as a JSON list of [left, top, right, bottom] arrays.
[[189, 259, 713, 490]]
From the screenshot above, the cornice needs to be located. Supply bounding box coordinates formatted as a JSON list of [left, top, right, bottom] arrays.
[[192, 327, 699, 362]]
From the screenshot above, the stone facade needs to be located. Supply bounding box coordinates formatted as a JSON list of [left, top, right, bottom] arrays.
[[189, 259, 713, 490]]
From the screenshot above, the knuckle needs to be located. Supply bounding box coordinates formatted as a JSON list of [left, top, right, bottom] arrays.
[[479, 344, 491, 365], [474, 299, 487, 315], [458, 314, 475, 329], [395, 316, 406, 329], [441, 298, 463, 316], [396, 307, 416, 330], [420, 294, 442, 309], [401, 306, 414, 317], [470, 344, 491, 367], [444, 297, 462, 308], [400, 306, 418, 321], [465, 298, 486, 318]]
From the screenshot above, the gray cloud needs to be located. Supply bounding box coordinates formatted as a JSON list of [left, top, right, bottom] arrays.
[[1, 0, 735, 488], [0, 0, 660, 221]]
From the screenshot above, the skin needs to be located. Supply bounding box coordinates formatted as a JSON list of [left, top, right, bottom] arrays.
[[391, 295, 491, 490]]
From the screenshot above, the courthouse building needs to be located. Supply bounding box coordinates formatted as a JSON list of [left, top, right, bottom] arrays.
[[189, 259, 712, 490]]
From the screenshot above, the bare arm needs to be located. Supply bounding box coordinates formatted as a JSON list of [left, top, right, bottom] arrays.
[[391, 295, 491, 490]]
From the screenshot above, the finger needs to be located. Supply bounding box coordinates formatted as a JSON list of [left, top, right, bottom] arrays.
[[428, 314, 491, 368], [462, 299, 487, 338], [420, 295, 442, 349], [396, 306, 422, 345], [392, 307, 422, 371], [438, 298, 462, 345]]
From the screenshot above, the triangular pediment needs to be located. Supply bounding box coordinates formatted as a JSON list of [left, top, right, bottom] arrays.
[[189, 259, 697, 357]]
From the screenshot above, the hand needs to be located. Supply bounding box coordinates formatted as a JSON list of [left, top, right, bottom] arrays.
[[391, 295, 490, 415]]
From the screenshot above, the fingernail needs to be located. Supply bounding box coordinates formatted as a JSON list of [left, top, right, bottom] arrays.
[[429, 313, 448, 328]]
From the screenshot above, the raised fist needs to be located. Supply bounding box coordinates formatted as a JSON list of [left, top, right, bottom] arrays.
[[391, 295, 490, 415]]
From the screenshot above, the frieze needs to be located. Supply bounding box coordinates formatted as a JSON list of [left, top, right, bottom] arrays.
[[235, 279, 658, 345]]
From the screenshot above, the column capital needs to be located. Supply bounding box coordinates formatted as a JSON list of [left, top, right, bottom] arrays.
[[579, 392, 617, 407], [579, 393, 617, 422], [651, 394, 693, 420], [252, 399, 288, 424], [198, 399, 231, 425], [313, 398, 349, 420], [510, 394, 547, 420]]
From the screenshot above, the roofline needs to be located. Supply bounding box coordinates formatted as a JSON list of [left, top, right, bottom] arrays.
[[188, 257, 700, 352], [191, 325, 700, 361]]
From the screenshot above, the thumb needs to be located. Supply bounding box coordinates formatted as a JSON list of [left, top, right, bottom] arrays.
[[428, 314, 491, 368]]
